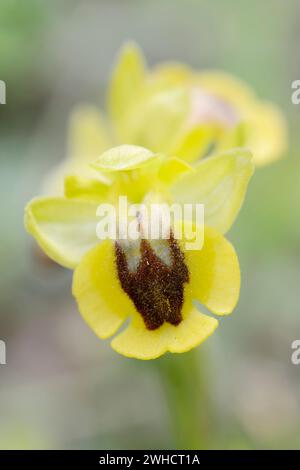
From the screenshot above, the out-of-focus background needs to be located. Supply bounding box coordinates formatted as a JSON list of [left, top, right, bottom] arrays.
[[0, 0, 299, 449]]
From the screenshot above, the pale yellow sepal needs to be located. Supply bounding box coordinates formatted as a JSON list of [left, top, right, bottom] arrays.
[[64, 175, 110, 201], [170, 148, 254, 234], [129, 87, 190, 153], [171, 124, 215, 162], [246, 101, 288, 166], [195, 70, 256, 109], [195, 71, 287, 165], [24, 197, 100, 269], [68, 104, 111, 162], [42, 105, 111, 196], [108, 42, 146, 139], [157, 157, 192, 185]]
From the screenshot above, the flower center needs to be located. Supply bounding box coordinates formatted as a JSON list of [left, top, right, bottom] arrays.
[[115, 234, 189, 330]]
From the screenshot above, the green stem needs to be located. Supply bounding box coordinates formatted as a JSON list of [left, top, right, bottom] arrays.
[[156, 349, 211, 449]]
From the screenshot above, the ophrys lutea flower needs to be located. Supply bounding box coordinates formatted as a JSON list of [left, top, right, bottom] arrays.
[[25, 145, 253, 359], [43, 42, 285, 195]]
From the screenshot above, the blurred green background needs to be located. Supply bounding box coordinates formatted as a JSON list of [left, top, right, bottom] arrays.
[[0, 0, 299, 449]]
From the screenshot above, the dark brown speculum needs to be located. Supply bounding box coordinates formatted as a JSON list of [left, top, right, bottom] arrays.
[[115, 234, 189, 330]]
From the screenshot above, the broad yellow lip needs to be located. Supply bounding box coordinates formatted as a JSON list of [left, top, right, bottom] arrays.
[[115, 234, 189, 331], [72, 221, 239, 360]]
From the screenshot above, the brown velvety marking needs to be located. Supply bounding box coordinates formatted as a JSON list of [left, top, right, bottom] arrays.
[[115, 234, 189, 330]]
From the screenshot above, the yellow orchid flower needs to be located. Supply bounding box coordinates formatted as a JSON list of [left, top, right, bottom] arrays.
[[25, 145, 254, 360], [150, 64, 287, 166], [43, 43, 285, 196]]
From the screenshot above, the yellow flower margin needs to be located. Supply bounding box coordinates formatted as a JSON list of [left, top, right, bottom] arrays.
[[25, 145, 254, 360]]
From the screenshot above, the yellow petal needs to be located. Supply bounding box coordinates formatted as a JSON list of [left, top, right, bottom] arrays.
[[150, 62, 192, 89], [130, 87, 190, 154], [68, 104, 111, 162], [181, 223, 240, 315], [64, 175, 110, 201], [108, 42, 146, 139], [216, 122, 247, 151], [246, 101, 288, 166], [72, 240, 134, 339], [111, 306, 218, 360], [171, 124, 215, 163], [91, 145, 159, 172], [24, 197, 100, 269], [158, 157, 192, 185], [195, 70, 256, 109], [42, 105, 111, 195], [170, 148, 254, 234], [195, 71, 288, 165], [42, 157, 112, 196]]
